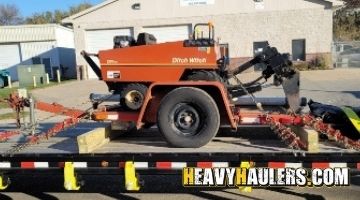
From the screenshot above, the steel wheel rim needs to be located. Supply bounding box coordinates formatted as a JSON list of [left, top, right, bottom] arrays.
[[125, 90, 144, 110], [170, 103, 202, 136]]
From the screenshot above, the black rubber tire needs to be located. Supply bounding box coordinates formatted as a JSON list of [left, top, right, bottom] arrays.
[[120, 83, 148, 110], [186, 70, 223, 82], [157, 87, 220, 148]]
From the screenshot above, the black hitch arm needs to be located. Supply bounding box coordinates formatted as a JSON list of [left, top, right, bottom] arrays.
[[81, 50, 102, 80], [228, 46, 295, 80]]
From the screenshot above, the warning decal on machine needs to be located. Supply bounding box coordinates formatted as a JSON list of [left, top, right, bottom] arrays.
[[107, 71, 121, 79]]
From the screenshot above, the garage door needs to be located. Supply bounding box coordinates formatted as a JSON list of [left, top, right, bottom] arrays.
[[85, 28, 133, 79], [143, 25, 191, 43], [0, 44, 21, 80]]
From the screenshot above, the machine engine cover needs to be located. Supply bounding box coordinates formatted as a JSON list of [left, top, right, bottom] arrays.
[[114, 36, 136, 48], [137, 33, 157, 45]]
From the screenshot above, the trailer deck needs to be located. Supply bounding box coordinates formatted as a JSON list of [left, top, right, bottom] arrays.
[[1, 103, 359, 172], [1, 123, 359, 162], [0, 122, 356, 154]]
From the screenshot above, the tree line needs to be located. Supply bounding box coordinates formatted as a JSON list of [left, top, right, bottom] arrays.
[[334, 0, 360, 41], [343, 0, 360, 8], [0, 2, 92, 26]]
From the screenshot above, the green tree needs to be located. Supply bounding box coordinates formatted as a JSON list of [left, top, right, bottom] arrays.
[[0, 4, 22, 25], [69, 2, 92, 15], [342, 0, 360, 9], [25, 2, 92, 24], [54, 10, 66, 23], [333, 1, 360, 41]]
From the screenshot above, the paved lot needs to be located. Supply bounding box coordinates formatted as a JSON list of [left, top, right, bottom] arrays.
[[0, 68, 360, 199], [30, 80, 108, 110], [30, 68, 360, 108], [239, 68, 360, 107]]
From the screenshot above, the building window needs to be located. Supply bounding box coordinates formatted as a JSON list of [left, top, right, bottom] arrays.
[[253, 41, 268, 70], [32, 57, 41, 64], [253, 41, 268, 55], [292, 39, 306, 61]]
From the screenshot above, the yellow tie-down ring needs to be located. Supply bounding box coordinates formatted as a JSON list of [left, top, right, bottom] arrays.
[[64, 162, 84, 191], [0, 174, 10, 190]]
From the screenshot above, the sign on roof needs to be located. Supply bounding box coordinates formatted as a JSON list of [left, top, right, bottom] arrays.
[[180, 0, 215, 7]]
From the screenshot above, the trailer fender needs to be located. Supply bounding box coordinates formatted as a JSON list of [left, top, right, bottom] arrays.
[[136, 81, 236, 129]]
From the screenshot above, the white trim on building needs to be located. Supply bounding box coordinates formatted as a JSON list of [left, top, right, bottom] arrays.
[[142, 25, 191, 43], [0, 24, 76, 80], [63, 0, 343, 79], [63, 0, 343, 22]]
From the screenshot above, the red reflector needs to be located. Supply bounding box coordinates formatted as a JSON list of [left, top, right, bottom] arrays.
[[312, 162, 329, 169], [156, 162, 172, 169], [268, 162, 285, 169], [21, 162, 35, 169], [197, 162, 213, 168]]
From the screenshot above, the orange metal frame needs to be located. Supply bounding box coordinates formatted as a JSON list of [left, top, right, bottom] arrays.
[[98, 41, 219, 83], [34, 84, 304, 131], [92, 81, 238, 129]]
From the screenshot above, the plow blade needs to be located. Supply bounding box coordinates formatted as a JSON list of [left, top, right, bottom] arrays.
[[282, 71, 301, 113]]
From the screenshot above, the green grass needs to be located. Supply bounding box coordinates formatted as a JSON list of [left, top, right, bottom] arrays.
[[0, 79, 76, 108], [25, 79, 75, 90], [0, 88, 18, 108], [0, 112, 28, 120], [0, 87, 17, 99]]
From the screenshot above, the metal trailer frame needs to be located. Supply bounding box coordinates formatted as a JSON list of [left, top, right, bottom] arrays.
[[2, 152, 360, 174], [1, 83, 359, 190], [1, 151, 360, 190]]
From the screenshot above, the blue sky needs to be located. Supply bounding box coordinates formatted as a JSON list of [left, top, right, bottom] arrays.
[[0, 0, 104, 17]]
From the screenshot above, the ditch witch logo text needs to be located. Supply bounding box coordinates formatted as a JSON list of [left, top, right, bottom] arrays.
[[182, 167, 350, 187]]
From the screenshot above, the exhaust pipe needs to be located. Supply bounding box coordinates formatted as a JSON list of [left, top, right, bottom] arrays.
[[81, 51, 102, 80]]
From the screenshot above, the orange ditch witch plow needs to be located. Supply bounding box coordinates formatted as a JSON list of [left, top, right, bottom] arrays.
[[78, 23, 360, 149], [1, 23, 359, 151]]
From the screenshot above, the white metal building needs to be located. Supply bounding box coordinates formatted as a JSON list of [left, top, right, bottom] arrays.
[[63, 0, 343, 79], [0, 24, 76, 80]]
